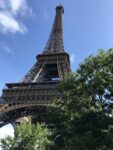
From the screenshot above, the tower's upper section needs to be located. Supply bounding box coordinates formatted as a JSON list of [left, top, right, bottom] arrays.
[[43, 5, 64, 54]]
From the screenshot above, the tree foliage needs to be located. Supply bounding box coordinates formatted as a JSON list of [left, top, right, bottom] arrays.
[[0, 123, 52, 150], [48, 49, 113, 150]]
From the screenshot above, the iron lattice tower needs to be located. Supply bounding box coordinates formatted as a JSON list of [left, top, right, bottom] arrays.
[[0, 5, 71, 127]]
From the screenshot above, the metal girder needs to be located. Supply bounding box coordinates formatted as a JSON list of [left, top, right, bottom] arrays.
[[0, 5, 71, 128]]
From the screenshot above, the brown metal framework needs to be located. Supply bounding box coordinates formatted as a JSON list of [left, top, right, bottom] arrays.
[[0, 5, 71, 127]]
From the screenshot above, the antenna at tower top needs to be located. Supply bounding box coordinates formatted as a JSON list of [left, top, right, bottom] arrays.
[[43, 4, 64, 54]]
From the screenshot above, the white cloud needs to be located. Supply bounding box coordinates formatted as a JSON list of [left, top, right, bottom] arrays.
[[70, 53, 76, 64], [0, 124, 14, 150], [3, 45, 11, 53], [0, 12, 27, 34], [0, 0, 32, 34], [1, 42, 14, 55], [9, 0, 33, 16], [10, 0, 25, 15], [0, 124, 14, 139]]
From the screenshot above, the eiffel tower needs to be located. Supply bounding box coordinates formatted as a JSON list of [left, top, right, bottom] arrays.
[[0, 5, 71, 127]]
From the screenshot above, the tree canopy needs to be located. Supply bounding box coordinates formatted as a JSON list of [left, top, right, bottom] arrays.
[[0, 123, 52, 150], [48, 49, 113, 150]]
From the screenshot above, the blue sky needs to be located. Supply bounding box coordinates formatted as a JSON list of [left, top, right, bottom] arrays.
[[0, 0, 113, 139]]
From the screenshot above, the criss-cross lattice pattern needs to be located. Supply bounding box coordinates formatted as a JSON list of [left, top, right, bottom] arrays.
[[43, 6, 64, 54]]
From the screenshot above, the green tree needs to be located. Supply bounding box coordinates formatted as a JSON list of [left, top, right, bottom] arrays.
[[48, 49, 113, 150], [0, 123, 52, 150]]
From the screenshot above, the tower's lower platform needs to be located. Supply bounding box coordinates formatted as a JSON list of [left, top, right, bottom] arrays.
[[0, 81, 61, 127]]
